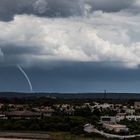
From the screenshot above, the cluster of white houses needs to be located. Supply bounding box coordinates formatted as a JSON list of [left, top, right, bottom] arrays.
[[101, 114, 140, 124], [99, 101, 140, 133], [100, 113, 140, 133], [101, 115, 127, 133], [98, 101, 140, 124], [103, 123, 129, 133], [0, 110, 43, 119]]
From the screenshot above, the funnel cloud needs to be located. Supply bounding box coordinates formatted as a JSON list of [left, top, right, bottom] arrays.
[[17, 65, 33, 92]]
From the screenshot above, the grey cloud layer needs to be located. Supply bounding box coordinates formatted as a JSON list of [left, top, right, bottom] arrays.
[[0, 0, 140, 69], [0, 0, 139, 21]]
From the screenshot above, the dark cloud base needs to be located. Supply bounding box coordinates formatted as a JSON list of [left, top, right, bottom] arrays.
[[0, 62, 140, 92], [0, 0, 137, 21]]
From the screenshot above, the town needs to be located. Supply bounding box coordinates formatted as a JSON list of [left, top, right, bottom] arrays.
[[0, 96, 140, 139]]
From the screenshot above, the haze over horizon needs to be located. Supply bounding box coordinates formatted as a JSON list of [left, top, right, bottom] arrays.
[[0, 0, 140, 93]]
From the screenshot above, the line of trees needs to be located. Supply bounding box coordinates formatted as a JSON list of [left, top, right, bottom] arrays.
[[0, 116, 85, 134]]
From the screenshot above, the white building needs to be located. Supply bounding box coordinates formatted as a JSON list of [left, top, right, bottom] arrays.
[[103, 123, 129, 133], [125, 109, 135, 115], [100, 116, 116, 124], [134, 102, 140, 109], [116, 113, 126, 122], [95, 103, 114, 109], [126, 115, 140, 121]]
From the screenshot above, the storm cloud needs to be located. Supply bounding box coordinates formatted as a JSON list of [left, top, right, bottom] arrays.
[[0, 0, 140, 92], [0, 12, 140, 68]]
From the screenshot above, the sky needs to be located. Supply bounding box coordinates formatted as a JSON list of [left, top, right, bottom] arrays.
[[0, 0, 140, 93]]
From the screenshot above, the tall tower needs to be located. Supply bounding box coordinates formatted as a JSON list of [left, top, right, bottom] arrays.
[[104, 90, 107, 99]]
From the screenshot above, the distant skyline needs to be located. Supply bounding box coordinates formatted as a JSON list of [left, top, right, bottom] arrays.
[[0, 0, 140, 92]]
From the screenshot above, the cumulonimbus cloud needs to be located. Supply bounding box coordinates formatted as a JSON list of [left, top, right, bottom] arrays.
[[0, 11, 140, 68]]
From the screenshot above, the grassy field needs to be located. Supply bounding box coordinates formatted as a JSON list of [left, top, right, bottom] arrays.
[[48, 132, 106, 140], [0, 131, 107, 140]]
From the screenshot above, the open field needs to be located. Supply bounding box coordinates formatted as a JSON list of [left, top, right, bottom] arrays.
[[0, 132, 50, 140], [0, 131, 106, 140], [0, 138, 29, 140], [48, 132, 106, 140]]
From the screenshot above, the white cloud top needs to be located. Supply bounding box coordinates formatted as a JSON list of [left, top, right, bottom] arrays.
[[0, 1, 140, 68]]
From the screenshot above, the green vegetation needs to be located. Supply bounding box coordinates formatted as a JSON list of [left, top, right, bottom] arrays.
[[0, 116, 85, 134], [1, 96, 140, 139], [120, 119, 140, 135]]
